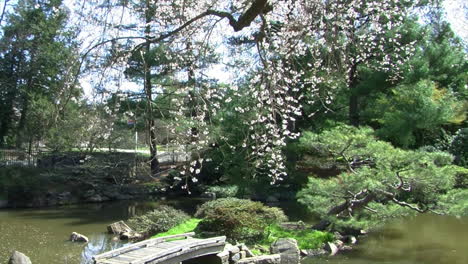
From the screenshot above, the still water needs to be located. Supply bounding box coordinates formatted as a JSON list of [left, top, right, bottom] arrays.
[[303, 214, 468, 264], [1, 199, 467, 264], [0, 199, 203, 264]]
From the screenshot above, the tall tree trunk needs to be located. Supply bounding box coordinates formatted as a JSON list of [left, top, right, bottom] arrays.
[[144, 0, 159, 176], [15, 95, 28, 148], [348, 63, 360, 127]]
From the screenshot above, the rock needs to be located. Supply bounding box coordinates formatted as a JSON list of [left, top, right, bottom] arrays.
[[302, 248, 327, 257], [236, 254, 281, 264], [334, 240, 344, 248], [231, 252, 242, 262], [70, 232, 89, 243], [86, 194, 108, 203], [0, 199, 8, 208], [201, 191, 216, 200], [340, 245, 353, 251], [217, 250, 230, 264], [254, 245, 269, 254], [266, 196, 279, 203], [279, 222, 307, 231], [57, 191, 76, 205], [107, 221, 133, 235], [323, 242, 339, 256], [226, 244, 241, 255], [119, 231, 143, 241], [333, 231, 344, 240], [344, 235, 357, 244], [270, 238, 300, 264], [8, 251, 32, 264], [83, 189, 96, 198]]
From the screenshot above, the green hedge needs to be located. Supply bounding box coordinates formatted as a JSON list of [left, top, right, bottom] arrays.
[[195, 198, 287, 243]]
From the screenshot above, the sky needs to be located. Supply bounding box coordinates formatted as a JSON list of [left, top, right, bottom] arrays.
[[1, 0, 467, 99]]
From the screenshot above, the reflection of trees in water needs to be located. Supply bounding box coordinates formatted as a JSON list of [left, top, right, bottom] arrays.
[[81, 234, 128, 264]]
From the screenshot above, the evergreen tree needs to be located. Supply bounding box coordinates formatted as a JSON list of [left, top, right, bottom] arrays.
[[0, 0, 80, 148]]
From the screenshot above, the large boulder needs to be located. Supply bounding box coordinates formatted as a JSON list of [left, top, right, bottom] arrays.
[[236, 254, 281, 264], [270, 238, 300, 264], [70, 232, 89, 243], [323, 241, 339, 256], [107, 221, 133, 235], [8, 251, 32, 264]]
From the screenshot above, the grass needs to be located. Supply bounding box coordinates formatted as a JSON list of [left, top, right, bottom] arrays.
[[151, 218, 202, 238], [149, 219, 333, 253], [259, 225, 334, 250]]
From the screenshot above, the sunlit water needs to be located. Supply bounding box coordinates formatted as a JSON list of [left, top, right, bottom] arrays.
[[303, 214, 468, 264], [1, 200, 467, 264], [0, 198, 203, 264]]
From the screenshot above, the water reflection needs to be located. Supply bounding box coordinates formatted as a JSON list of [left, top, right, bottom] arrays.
[[302, 214, 468, 264], [81, 234, 129, 264], [0, 198, 204, 264]]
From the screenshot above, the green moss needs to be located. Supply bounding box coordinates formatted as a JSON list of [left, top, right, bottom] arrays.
[[260, 225, 334, 250], [152, 218, 202, 238]]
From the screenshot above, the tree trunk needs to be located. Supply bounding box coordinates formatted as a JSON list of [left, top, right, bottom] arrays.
[[312, 192, 376, 230], [348, 63, 360, 127], [144, 0, 159, 176]]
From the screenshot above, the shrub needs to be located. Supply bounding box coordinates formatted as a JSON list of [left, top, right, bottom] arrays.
[[127, 205, 190, 236], [0, 167, 47, 203], [195, 198, 287, 243], [450, 128, 468, 167], [206, 185, 239, 198]]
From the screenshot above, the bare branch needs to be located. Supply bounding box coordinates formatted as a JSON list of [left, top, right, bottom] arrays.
[[391, 198, 426, 213]]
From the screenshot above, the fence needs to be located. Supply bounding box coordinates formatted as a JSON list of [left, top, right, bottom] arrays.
[[0, 148, 42, 167]]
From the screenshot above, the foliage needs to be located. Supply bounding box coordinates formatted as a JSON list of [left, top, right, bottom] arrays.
[[438, 189, 468, 217], [195, 198, 287, 243], [151, 218, 202, 238], [450, 128, 468, 167], [0, 167, 47, 203], [261, 225, 334, 250], [297, 124, 459, 230], [127, 205, 190, 236], [0, 0, 80, 148], [206, 185, 239, 198], [369, 80, 463, 147]]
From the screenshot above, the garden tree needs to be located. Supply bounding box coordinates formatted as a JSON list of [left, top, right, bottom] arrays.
[[358, 19, 467, 148], [368, 80, 464, 148], [76, 0, 422, 182], [297, 125, 461, 231], [80, 0, 219, 177], [0, 0, 81, 148]]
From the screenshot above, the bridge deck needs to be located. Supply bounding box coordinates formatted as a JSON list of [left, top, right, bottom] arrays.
[[93, 232, 226, 264]]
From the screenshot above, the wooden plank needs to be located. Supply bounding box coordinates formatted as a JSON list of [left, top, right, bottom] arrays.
[[129, 236, 226, 264], [145, 241, 226, 264], [93, 232, 195, 261]]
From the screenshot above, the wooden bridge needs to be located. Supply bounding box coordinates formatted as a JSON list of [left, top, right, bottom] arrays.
[[93, 232, 226, 264]]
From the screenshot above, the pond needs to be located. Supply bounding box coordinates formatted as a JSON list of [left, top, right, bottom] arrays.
[[0, 199, 467, 264], [0, 198, 203, 264], [303, 214, 468, 264]]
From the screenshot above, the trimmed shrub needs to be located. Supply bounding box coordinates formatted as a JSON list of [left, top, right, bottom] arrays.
[[127, 205, 190, 236], [195, 198, 287, 243], [206, 185, 239, 198]]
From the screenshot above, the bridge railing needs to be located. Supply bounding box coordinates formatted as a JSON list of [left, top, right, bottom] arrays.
[[92, 232, 195, 262]]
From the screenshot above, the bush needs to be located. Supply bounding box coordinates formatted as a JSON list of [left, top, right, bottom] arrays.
[[206, 185, 239, 198], [450, 128, 468, 167], [195, 198, 287, 243], [262, 225, 334, 249], [127, 205, 190, 236], [0, 167, 47, 203]]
